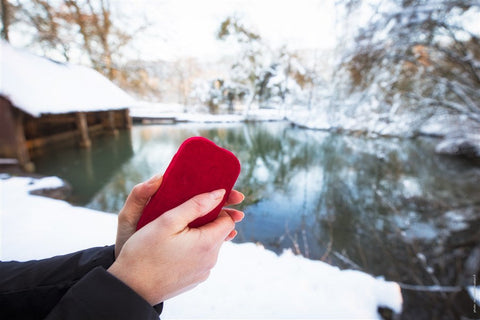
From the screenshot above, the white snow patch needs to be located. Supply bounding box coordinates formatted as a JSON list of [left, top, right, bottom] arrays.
[[177, 113, 245, 123], [468, 285, 479, 307], [130, 102, 285, 123], [435, 133, 480, 157], [0, 176, 403, 318], [129, 102, 186, 118], [0, 177, 117, 260], [25, 176, 66, 192]]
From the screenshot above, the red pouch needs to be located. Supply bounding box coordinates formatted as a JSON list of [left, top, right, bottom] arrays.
[[136, 136, 241, 230]]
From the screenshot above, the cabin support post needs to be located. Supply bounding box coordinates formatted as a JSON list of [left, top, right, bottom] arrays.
[[13, 111, 35, 172], [124, 109, 132, 129], [102, 111, 118, 135], [76, 112, 91, 148], [0, 99, 35, 172]]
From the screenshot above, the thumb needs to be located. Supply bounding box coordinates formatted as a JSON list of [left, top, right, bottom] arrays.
[[159, 189, 226, 231], [119, 175, 163, 225]]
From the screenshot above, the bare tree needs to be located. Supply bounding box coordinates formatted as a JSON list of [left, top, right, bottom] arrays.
[[61, 0, 129, 80], [1, 0, 12, 41], [172, 57, 201, 108], [9, 0, 155, 97], [15, 0, 72, 60], [14, 0, 146, 77]]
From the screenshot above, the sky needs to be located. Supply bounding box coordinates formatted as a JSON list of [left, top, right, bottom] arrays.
[[122, 0, 337, 61]]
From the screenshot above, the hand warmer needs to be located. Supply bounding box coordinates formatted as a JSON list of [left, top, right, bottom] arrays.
[[136, 136, 241, 230]]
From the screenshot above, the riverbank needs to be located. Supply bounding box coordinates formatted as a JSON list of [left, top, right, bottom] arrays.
[[288, 107, 480, 160], [130, 103, 480, 160], [129, 102, 285, 124], [0, 175, 403, 319]]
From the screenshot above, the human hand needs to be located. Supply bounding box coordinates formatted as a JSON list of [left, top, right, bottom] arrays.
[[108, 189, 244, 305], [114, 174, 244, 258], [114, 174, 163, 258]]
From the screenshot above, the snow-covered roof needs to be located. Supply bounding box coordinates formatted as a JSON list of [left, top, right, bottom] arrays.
[[0, 41, 136, 117]]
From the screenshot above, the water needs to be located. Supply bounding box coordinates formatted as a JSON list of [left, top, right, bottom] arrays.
[[33, 122, 480, 319]]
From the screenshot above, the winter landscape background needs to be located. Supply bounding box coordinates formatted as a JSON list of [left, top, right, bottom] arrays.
[[1, 0, 480, 319]]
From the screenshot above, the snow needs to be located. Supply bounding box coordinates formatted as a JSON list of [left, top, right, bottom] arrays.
[[0, 176, 403, 318], [128, 102, 186, 118], [0, 41, 136, 117], [130, 102, 285, 123], [468, 286, 479, 307], [0, 176, 117, 260], [435, 133, 480, 158], [23, 176, 65, 191], [163, 243, 402, 319]]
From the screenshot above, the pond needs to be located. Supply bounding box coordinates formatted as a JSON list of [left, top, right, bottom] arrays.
[[33, 122, 480, 319]]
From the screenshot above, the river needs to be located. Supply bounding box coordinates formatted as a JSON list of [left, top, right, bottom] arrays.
[[33, 121, 480, 319]]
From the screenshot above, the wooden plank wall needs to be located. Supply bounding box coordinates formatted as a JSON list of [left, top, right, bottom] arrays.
[[0, 97, 35, 171], [0, 98, 132, 171]]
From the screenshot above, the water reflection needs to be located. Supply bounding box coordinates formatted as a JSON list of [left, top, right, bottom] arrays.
[[34, 131, 134, 204], [33, 122, 480, 319]]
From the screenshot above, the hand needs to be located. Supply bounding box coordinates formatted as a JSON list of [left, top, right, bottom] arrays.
[[108, 189, 244, 305], [114, 174, 245, 258], [114, 174, 163, 258]]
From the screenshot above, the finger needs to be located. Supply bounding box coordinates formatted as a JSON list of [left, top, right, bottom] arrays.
[[159, 189, 226, 230], [225, 229, 238, 241], [198, 210, 235, 244], [223, 208, 244, 223], [224, 190, 245, 206], [119, 175, 163, 225]]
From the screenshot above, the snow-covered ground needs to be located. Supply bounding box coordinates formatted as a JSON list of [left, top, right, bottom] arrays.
[[130, 102, 285, 123], [0, 176, 403, 319], [468, 286, 479, 308]]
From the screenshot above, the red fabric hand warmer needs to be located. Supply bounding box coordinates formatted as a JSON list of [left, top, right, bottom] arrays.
[[136, 136, 241, 230]]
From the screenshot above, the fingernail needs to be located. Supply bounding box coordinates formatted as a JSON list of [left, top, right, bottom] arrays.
[[237, 211, 245, 221], [148, 174, 162, 184], [226, 230, 238, 241], [210, 189, 226, 200]]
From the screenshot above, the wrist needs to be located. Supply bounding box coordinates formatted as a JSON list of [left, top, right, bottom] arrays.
[[107, 261, 159, 306]]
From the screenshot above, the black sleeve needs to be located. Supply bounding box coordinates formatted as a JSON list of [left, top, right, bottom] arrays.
[[0, 246, 162, 320], [0, 246, 116, 319], [45, 267, 162, 320]]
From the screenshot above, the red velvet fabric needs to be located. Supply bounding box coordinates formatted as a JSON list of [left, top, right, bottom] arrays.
[[136, 136, 241, 230]]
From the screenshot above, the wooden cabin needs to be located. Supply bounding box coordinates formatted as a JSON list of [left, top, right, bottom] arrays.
[[0, 42, 135, 171]]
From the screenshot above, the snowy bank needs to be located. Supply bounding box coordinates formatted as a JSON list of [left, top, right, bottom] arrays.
[[435, 133, 480, 159], [129, 102, 285, 124], [0, 176, 402, 319], [0, 176, 117, 260], [468, 286, 479, 307]]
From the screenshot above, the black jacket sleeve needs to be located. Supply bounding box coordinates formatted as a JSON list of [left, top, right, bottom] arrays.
[[45, 267, 162, 320], [0, 246, 162, 320]]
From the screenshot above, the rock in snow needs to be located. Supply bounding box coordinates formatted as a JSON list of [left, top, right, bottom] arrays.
[[435, 133, 480, 159]]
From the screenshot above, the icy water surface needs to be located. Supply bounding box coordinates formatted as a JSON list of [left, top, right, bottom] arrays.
[[34, 122, 480, 319]]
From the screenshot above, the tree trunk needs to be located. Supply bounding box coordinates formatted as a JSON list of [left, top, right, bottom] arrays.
[[1, 0, 10, 41]]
